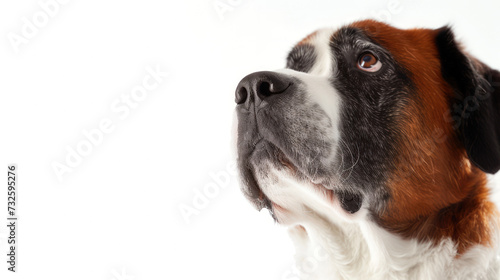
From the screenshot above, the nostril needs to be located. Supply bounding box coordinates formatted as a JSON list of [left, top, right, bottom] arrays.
[[256, 80, 292, 100], [258, 81, 273, 97], [235, 86, 248, 104]]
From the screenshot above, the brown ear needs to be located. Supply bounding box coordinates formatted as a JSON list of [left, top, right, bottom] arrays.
[[436, 27, 500, 174]]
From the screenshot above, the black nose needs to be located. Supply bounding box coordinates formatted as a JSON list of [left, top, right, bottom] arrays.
[[235, 71, 293, 106]]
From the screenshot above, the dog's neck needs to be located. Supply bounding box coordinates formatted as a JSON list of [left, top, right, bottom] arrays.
[[285, 172, 500, 280], [288, 211, 499, 280], [257, 164, 499, 279]]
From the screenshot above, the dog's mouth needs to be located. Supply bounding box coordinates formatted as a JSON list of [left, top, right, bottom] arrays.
[[241, 145, 292, 212], [277, 149, 363, 215], [276, 149, 298, 175], [241, 142, 363, 215]]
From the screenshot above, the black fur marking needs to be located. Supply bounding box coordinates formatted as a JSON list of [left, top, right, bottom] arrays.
[[330, 27, 414, 210], [436, 27, 500, 174], [286, 44, 317, 73]]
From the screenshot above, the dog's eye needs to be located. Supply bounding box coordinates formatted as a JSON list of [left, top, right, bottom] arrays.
[[357, 52, 382, 72]]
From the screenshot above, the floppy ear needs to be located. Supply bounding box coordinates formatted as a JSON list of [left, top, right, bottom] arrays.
[[436, 27, 500, 174]]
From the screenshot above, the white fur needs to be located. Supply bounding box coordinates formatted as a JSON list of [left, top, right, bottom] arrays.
[[274, 68, 342, 170], [306, 28, 337, 77], [257, 166, 500, 280]]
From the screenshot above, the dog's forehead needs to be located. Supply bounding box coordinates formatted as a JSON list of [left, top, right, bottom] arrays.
[[290, 28, 336, 76], [296, 22, 383, 46], [288, 23, 388, 76], [289, 21, 436, 73]]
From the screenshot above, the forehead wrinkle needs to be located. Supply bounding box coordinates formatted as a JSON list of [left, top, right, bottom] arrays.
[[332, 29, 386, 53]]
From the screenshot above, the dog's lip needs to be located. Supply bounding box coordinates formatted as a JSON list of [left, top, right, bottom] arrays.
[[246, 147, 298, 207], [268, 149, 363, 215], [246, 141, 361, 214], [276, 149, 331, 188], [268, 149, 338, 204], [277, 149, 298, 174]]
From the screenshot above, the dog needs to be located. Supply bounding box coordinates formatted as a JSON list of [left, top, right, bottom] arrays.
[[233, 20, 500, 279]]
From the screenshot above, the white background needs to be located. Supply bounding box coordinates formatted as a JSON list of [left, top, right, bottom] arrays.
[[1, 0, 500, 279]]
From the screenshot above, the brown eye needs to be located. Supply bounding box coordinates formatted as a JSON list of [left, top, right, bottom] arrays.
[[357, 52, 382, 72]]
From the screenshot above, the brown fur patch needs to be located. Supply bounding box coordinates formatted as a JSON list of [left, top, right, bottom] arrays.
[[297, 31, 319, 46], [350, 20, 498, 255]]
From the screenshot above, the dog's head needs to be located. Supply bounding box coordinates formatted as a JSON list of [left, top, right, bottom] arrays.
[[234, 20, 500, 251]]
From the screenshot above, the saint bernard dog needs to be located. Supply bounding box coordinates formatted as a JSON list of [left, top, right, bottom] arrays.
[[233, 20, 500, 279]]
